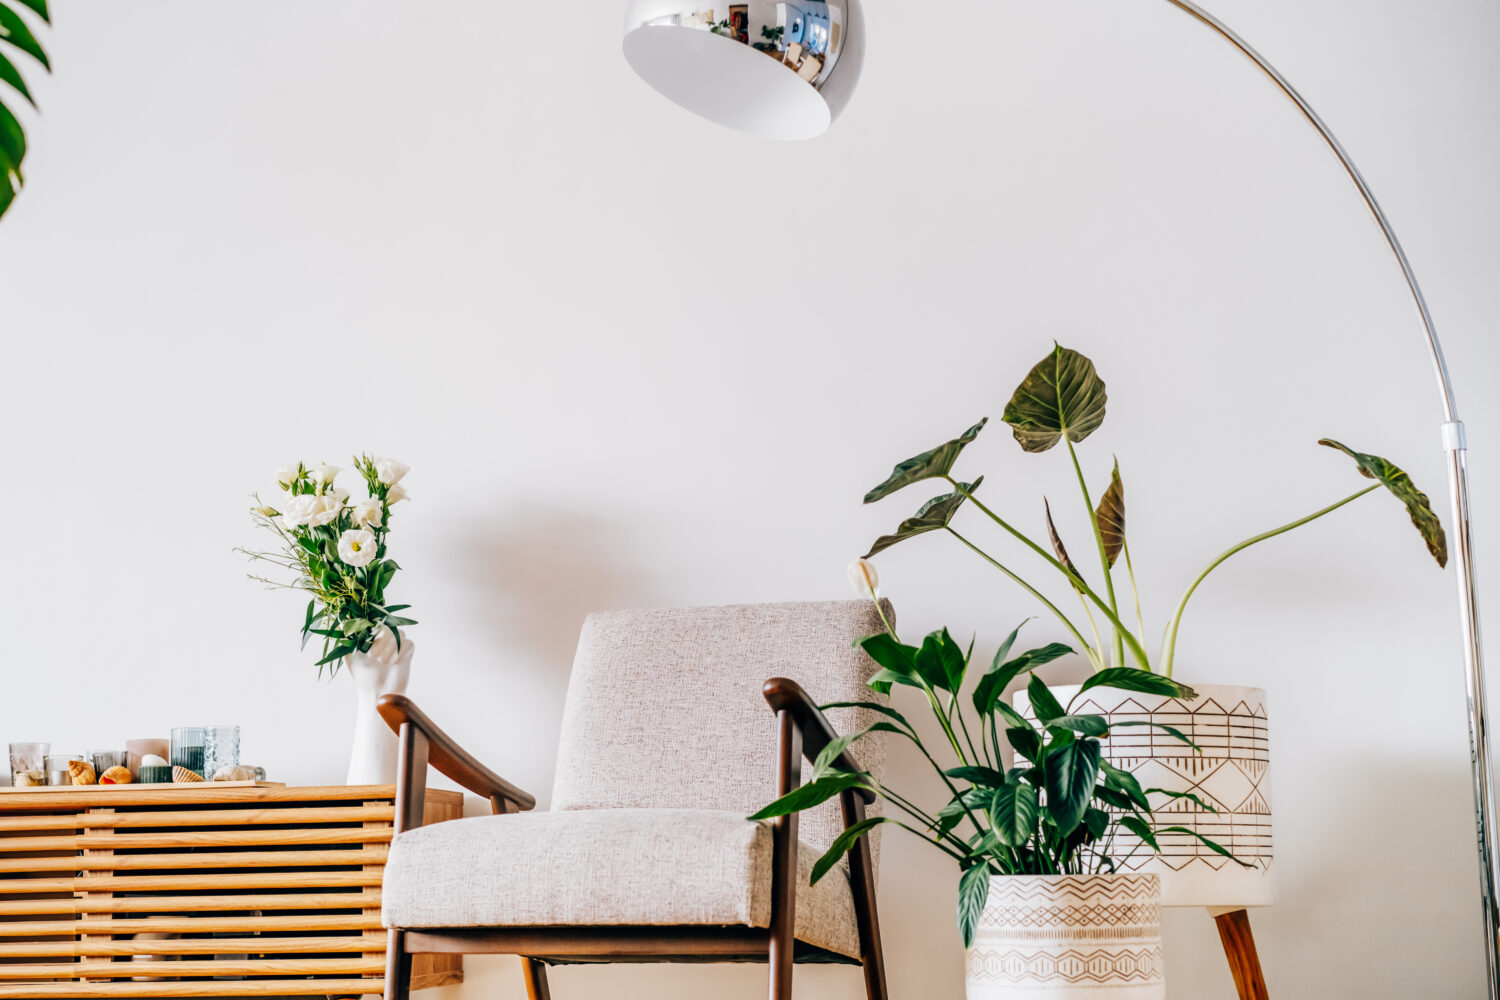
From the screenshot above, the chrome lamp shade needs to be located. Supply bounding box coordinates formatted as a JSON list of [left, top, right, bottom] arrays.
[[622, 0, 864, 140]]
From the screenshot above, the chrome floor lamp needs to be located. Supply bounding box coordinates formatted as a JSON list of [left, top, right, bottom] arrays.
[[619, 1, 1493, 996]]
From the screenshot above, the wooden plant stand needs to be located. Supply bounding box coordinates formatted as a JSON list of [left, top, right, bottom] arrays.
[[1212, 907, 1269, 1000], [0, 782, 462, 997]]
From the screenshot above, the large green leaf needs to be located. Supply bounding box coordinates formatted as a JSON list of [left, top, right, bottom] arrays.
[[957, 862, 993, 949], [747, 771, 869, 821], [974, 643, 1075, 717], [1100, 760, 1148, 810], [989, 783, 1039, 847], [1043, 498, 1083, 589], [11, 0, 49, 23], [1075, 668, 1198, 703], [1156, 826, 1253, 867], [1026, 673, 1066, 725], [863, 419, 988, 503], [946, 765, 1011, 788], [856, 633, 922, 695], [1044, 738, 1100, 836], [0, 4, 49, 69], [0, 99, 22, 171], [809, 816, 890, 884], [913, 627, 968, 693], [1001, 344, 1108, 453], [1097, 461, 1125, 567], [1319, 439, 1448, 567], [864, 478, 982, 558], [1046, 714, 1108, 738]]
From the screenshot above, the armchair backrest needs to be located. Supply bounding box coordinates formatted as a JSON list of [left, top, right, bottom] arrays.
[[551, 600, 891, 857]]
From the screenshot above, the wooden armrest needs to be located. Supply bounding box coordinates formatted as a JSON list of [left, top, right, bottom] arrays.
[[762, 677, 876, 804], [377, 694, 536, 811]]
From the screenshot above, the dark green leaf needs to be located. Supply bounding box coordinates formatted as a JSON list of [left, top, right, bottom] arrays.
[[915, 628, 967, 693], [946, 765, 1011, 788], [1001, 344, 1107, 453], [957, 862, 993, 948], [1083, 806, 1110, 840], [1100, 760, 1149, 810], [988, 784, 1038, 847], [0, 99, 22, 172], [1109, 720, 1202, 752], [11, 0, 49, 22], [1047, 714, 1108, 738], [857, 633, 920, 677], [1156, 826, 1254, 867], [315, 643, 355, 667], [864, 477, 983, 558], [974, 640, 1073, 716], [863, 420, 988, 503], [810, 816, 889, 884], [1146, 788, 1218, 812], [1027, 673, 1066, 725], [935, 788, 990, 838], [1119, 814, 1160, 852], [1319, 438, 1448, 567], [747, 772, 869, 821], [0, 4, 49, 69], [868, 668, 923, 693], [1092, 785, 1135, 811], [0, 51, 34, 107], [1044, 738, 1099, 836], [819, 700, 914, 734], [994, 702, 1032, 732], [385, 616, 417, 626], [1075, 668, 1198, 703], [1005, 726, 1041, 764], [1097, 461, 1125, 567], [811, 726, 883, 779]]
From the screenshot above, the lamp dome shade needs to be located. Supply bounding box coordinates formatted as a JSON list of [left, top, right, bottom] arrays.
[[623, 0, 864, 140]]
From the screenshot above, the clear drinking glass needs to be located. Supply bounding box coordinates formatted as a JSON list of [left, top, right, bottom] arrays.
[[170, 727, 206, 778], [8, 742, 48, 787], [202, 726, 240, 779], [46, 753, 84, 786]]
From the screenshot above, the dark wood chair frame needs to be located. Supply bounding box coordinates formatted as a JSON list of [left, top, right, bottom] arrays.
[[377, 678, 889, 1000]]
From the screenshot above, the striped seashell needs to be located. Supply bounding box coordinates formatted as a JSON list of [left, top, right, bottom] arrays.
[[172, 765, 204, 783]]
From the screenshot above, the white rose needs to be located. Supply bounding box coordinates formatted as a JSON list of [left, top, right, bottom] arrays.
[[337, 528, 379, 568], [386, 483, 409, 504], [310, 464, 340, 485], [274, 464, 302, 489], [328, 486, 350, 506], [280, 494, 319, 529], [847, 558, 880, 598], [374, 458, 409, 486], [350, 499, 384, 528]]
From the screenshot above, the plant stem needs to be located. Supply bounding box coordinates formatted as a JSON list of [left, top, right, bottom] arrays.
[[946, 528, 1095, 660], [1065, 438, 1123, 666], [1160, 484, 1381, 677], [945, 479, 1154, 670], [1122, 539, 1147, 655], [1074, 591, 1106, 670]]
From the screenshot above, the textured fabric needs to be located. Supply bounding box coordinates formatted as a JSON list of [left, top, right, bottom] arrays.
[[382, 807, 862, 958], [551, 599, 892, 858]]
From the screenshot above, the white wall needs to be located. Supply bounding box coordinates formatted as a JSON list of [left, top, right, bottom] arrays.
[[1, 0, 1497, 996]]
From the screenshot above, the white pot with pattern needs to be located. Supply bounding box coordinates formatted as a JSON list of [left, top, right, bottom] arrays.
[[966, 873, 1164, 1000], [1015, 683, 1274, 909]]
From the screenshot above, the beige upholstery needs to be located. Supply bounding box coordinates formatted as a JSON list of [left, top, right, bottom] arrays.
[[381, 808, 860, 957], [382, 600, 891, 960]]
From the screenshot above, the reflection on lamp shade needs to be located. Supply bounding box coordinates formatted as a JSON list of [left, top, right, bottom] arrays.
[[622, 0, 863, 140]]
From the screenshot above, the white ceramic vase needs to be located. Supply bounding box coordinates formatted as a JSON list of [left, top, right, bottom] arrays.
[[1016, 682, 1273, 909], [966, 873, 1164, 1000], [343, 630, 414, 786]]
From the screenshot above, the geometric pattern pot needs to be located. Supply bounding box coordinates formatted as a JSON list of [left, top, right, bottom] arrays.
[[966, 873, 1164, 1000], [1028, 683, 1274, 909]]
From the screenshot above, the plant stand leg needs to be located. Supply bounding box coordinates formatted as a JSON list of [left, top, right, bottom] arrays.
[[1210, 907, 1268, 1000], [522, 958, 552, 1000]]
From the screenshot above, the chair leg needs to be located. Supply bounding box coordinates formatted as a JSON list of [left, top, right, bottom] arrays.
[[1213, 908, 1269, 1000], [384, 929, 412, 1000], [521, 957, 551, 1000]]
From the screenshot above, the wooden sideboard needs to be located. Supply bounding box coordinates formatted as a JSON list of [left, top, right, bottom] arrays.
[[0, 783, 462, 997]]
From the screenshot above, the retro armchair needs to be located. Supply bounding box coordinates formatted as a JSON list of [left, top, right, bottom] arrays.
[[376, 600, 893, 1000]]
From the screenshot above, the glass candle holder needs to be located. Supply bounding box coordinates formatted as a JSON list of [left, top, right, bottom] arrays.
[[170, 727, 206, 779], [91, 751, 127, 777], [202, 726, 240, 780], [46, 754, 84, 786], [8, 742, 48, 787], [138, 765, 172, 783], [125, 739, 169, 779]]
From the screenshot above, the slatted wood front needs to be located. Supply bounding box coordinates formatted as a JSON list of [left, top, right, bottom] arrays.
[[0, 784, 462, 997]]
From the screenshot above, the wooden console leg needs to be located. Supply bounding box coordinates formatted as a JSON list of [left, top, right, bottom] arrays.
[[521, 958, 552, 1000], [1213, 908, 1269, 1000]]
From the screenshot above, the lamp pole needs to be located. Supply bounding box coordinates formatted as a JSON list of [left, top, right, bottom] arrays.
[[1154, 2, 1495, 991]]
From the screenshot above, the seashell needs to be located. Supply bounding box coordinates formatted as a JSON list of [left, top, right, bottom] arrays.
[[172, 766, 204, 783], [141, 753, 169, 767], [99, 766, 132, 784], [68, 760, 97, 785], [211, 765, 259, 782], [13, 769, 45, 787]]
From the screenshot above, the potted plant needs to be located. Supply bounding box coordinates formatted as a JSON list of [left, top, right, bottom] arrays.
[[238, 454, 418, 784], [752, 599, 1243, 998], [856, 343, 1448, 907]]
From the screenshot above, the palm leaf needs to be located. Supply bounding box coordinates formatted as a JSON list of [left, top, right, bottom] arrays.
[[0, 0, 50, 222]]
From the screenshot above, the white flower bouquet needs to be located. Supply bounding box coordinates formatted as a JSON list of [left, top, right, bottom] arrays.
[[241, 455, 416, 675]]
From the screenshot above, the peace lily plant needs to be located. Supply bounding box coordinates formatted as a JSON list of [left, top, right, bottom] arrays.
[[753, 566, 1245, 946], [238, 455, 417, 676], [860, 343, 1449, 677]]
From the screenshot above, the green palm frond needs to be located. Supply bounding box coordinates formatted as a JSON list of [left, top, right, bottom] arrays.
[[0, 0, 50, 220]]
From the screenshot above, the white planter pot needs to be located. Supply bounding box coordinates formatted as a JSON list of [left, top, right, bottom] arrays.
[[1015, 682, 1273, 909], [343, 633, 414, 786], [966, 873, 1164, 1000]]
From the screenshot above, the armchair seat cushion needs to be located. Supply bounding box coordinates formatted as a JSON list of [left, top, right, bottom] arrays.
[[382, 807, 860, 959]]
